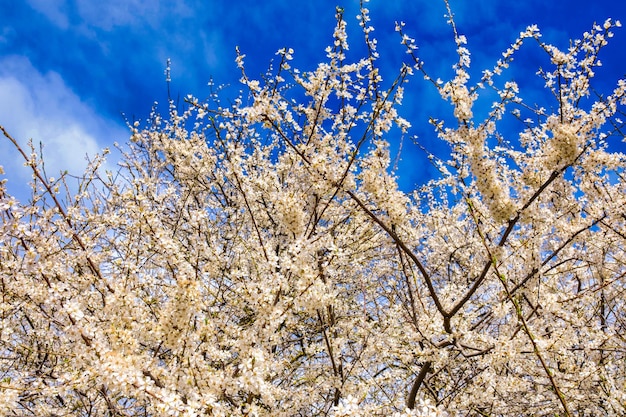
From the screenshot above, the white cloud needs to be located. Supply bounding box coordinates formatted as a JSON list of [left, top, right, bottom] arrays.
[[0, 56, 127, 199], [27, 0, 194, 32], [26, 0, 70, 29], [76, 0, 158, 29], [73, 0, 194, 30]]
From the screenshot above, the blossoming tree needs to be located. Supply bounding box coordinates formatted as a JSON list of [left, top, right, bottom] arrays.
[[1, 2, 625, 416]]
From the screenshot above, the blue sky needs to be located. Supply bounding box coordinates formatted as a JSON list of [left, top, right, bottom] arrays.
[[1, 0, 625, 197]]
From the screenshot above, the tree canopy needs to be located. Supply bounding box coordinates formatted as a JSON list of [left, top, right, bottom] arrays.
[[1, 2, 625, 416]]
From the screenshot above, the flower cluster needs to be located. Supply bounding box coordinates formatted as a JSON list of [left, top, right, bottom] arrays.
[[1, 4, 625, 417]]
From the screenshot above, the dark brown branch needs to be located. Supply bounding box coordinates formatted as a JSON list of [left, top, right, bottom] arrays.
[[346, 190, 447, 320], [407, 361, 432, 409]]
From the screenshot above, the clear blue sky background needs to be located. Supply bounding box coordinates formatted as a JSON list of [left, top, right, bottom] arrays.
[[1, 0, 624, 196]]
